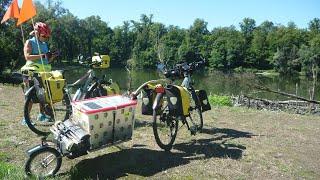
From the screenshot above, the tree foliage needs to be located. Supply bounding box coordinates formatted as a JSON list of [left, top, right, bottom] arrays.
[[0, 1, 319, 78]]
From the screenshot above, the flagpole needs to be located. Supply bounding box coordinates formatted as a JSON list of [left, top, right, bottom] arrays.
[[31, 18, 56, 119], [20, 24, 25, 43]]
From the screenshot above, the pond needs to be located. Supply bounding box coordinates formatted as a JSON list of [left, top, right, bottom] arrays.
[[62, 67, 320, 101]]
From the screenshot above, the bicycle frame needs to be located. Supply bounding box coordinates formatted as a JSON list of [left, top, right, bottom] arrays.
[[181, 72, 192, 89], [65, 56, 118, 102], [66, 69, 96, 101], [22, 55, 119, 136]]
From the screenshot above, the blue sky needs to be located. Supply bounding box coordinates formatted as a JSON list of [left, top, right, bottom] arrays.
[[34, 0, 319, 30]]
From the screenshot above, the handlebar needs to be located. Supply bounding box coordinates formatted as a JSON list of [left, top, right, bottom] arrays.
[[163, 59, 208, 79], [79, 56, 103, 68]]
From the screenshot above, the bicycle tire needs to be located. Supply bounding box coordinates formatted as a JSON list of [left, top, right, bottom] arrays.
[[152, 94, 178, 151], [189, 90, 203, 132], [24, 88, 71, 136], [25, 146, 62, 178]]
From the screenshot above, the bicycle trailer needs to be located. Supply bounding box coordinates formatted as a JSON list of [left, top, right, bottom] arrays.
[[71, 95, 137, 149], [25, 95, 137, 177]]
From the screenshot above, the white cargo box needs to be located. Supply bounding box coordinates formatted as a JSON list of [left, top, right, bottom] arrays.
[[71, 95, 137, 149]]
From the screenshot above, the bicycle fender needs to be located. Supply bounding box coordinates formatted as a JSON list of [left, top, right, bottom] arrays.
[[24, 86, 35, 97], [152, 93, 164, 110], [24, 77, 41, 97], [26, 144, 49, 157]]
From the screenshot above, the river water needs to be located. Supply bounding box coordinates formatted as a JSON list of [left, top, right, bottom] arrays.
[[63, 68, 319, 101]]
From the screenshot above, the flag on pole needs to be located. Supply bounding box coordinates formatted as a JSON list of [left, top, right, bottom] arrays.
[[17, 0, 36, 26], [1, 0, 20, 24]]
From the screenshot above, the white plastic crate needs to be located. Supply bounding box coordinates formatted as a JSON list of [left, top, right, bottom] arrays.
[[71, 95, 137, 149]]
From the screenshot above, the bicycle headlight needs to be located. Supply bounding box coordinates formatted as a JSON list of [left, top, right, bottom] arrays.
[[169, 97, 177, 105]]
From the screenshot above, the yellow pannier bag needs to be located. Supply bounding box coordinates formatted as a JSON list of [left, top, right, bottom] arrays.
[[39, 71, 65, 103], [174, 85, 191, 116], [92, 55, 110, 69], [166, 85, 191, 116]]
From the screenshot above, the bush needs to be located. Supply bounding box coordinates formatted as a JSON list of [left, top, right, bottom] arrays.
[[208, 94, 233, 107]]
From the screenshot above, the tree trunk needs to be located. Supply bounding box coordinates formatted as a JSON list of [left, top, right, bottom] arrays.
[[252, 84, 320, 104], [310, 63, 318, 110]]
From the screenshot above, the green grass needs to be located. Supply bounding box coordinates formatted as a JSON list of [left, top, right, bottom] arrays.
[[0, 152, 10, 162], [0, 149, 26, 179], [0, 161, 25, 180], [208, 94, 233, 107]]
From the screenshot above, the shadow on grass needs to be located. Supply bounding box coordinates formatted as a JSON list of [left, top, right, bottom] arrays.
[[201, 127, 257, 140], [63, 127, 255, 179], [173, 127, 257, 161], [134, 118, 153, 129]]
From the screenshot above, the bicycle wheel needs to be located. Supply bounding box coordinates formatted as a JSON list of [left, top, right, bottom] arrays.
[[25, 147, 62, 178], [188, 90, 203, 132], [24, 88, 71, 136], [152, 94, 178, 151]]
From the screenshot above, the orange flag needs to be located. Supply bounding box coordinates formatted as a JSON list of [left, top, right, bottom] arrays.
[[1, 0, 20, 24], [17, 0, 36, 26]]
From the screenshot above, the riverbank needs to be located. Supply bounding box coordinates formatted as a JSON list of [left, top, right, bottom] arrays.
[[1, 67, 318, 102], [0, 84, 319, 179]]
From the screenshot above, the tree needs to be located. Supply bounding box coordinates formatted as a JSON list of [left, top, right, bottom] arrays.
[[178, 19, 209, 62], [272, 46, 299, 75], [131, 14, 155, 68], [0, 0, 24, 72], [308, 18, 320, 34], [52, 12, 81, 63], [209, 26, 245, 69], [159, 25, 185, 65], [249, 21, 275, 69], [150, 22, 166, 62], [240, 18, 256, 41], [110, 21, 135, 67], [299, 34, 320, 76], [267, 23, 306, 74], [0, 0, 318, 74], [298, 35, 320, 100], [239, 18, 256, 67], [80, 16, 112, 57]]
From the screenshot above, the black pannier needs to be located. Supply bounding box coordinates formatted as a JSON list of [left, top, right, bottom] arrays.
[[141, 86, 156, 115], [165, 85, 184, 116], [196, 90, 211, 112]]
